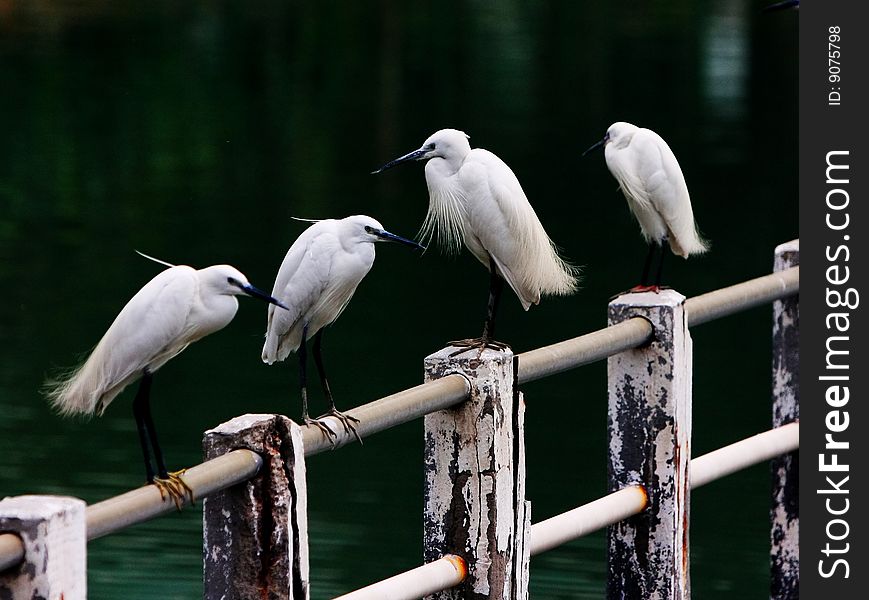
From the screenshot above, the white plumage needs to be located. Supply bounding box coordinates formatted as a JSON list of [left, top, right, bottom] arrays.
[[261, 215, 422, 439], [375, 129, 579, 317], [263, 215, 418, 363], [45, 259, 284, 500], [48, 264, 270, 417], [597, 122, 708, 258]]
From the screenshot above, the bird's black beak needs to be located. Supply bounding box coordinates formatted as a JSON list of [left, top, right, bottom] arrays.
[[242, 284, 290, 310], [372, 228, 426, 252], [582, 136, 607, 157], [371, 148, 429, 174]]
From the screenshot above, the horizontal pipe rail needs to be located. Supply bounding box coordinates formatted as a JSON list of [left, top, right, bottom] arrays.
[[336, 422, 800, 599], [519, 266, 798, 383], [0, 266, 799, 573], [0, 449, 262, 572], [333, 554, 467, 600], [301, 375, 470, 455], [531, 421, 800, 555], [0, 533, 24, 573]]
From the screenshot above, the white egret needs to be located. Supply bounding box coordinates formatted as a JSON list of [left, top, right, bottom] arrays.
[[373, 129, 579, 352], [45, 255, 287, 506], [262, 215, 424, 443], [583, 122, 708, 292]]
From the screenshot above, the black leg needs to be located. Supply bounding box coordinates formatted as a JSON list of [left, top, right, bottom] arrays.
[[482, 256, 505, 342], [132, 372, 156, 483], [654, 245, 666, 288], [448, 255, 510, 355], [313, 330, 361, 443], [312, 330, 334, 410], [299, 325, 337, 441], [132, 370, 193, 508], [140, 382, 170, 480], [640, 244, 656, 287], [299, 324, 310, 422]]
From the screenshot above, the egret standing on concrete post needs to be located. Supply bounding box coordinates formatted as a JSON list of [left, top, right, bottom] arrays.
[[583, 122, 708, 292], [373, 129, 579, 352], [44, 255, 287, 507], [262, 215, 424, 443]]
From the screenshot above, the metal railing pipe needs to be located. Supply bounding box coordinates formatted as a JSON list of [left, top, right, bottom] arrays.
[[518, 266, 799, 384], [530, 422, 800, 557], [0, 266, 800, 573], [87, 449, 261, 540], [518, 318, 652, 384], [301, 374, 470, 455], [0, 533, 24, 573], [685, 266, 799, 327], [691, 421, 799, 488], [333, 554, 467, 600], [335, 423, 800, 598], [530, 486, 648, 556]]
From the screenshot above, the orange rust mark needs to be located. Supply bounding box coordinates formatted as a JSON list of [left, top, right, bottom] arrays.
[[444, 554, 468, 582], [636, 484, 650, 510]]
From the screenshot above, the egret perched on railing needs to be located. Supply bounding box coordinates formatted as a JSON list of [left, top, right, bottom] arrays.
[[44, 255, 287, 506], [583, 122, 708, 292], [373, 129, 579, 352], [262, 215, 424, 443]]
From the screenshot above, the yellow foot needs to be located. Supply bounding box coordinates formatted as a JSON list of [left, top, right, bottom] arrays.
[[447, 337, 511, 358], [316, 409, 362, 445], [152, 470, 194, 510], [305, 416, 338, 446]]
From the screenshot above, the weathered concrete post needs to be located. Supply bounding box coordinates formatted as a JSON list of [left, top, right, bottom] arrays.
[[203, 414, 309, 600], [607, 290, 692, 599], [0, 495, 86, 600], [423, 348, 529, 599], [771, 240, 799, 600]]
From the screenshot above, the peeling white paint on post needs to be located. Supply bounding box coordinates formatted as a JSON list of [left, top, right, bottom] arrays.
[[771, 240, 799, 600], [607, 290, 692, 600], [423, 348, 528, 599], [0, 495, 86, 600], [203, 414, 309, 600]]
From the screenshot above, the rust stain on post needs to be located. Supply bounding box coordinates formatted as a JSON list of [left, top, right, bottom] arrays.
[[607, 291, 692, 600], [423, 347, 528, 599], [203, 414, 309, 600]]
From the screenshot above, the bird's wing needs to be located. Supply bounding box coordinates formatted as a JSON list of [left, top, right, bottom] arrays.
[[607, 138, 656, 211], [47, 266, 198, 416], [459, 150, 576, 309], [263, 229, 340, 362], [633, 130, 704, 256], [97, 266, 199, 383], [634, 130, 687, 218]]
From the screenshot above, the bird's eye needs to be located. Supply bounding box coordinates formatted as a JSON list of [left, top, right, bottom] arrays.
[[227, 277, 240, 287], [425, 143, 436, 151], [364, 226, 374, 234]]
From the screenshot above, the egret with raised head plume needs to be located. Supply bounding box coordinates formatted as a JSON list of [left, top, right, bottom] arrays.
[[373, 128, 579, 352], [262, 215, 424, 443], [45, 254, 287, 506]]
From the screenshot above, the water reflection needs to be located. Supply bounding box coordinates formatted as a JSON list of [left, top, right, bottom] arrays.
[[0, 1, 796, 598]]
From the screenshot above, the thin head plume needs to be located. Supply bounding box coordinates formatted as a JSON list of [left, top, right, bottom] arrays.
[[135, 250, 176, 268], [291, 216, 323, 224]]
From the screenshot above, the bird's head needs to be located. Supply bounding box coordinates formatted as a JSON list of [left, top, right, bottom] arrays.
[[345, 215, 426, 252], [582, 122, 639, 156], [201, 265, 289, 309], [372, 129, 471, 174]]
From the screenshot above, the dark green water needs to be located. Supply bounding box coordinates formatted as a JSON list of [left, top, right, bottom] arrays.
[[0, 1, 796, 598]]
